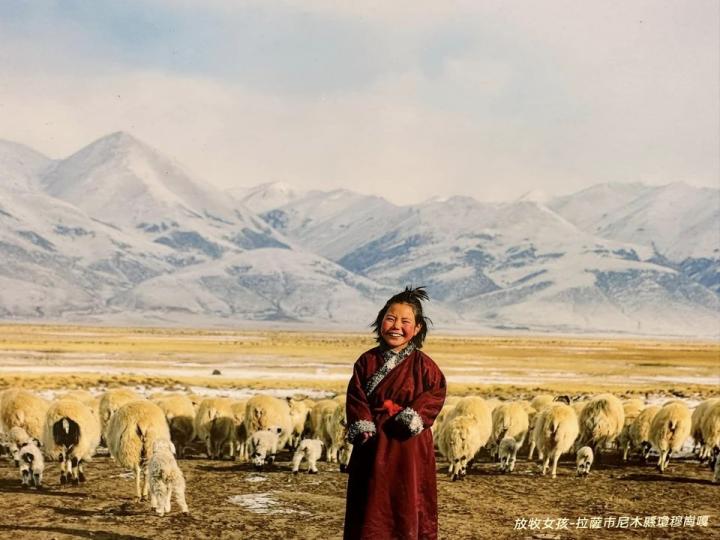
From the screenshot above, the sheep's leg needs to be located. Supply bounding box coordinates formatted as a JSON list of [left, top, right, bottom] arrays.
[[34, 471, 42, 489], [528, 440, 536, 460], [309, 454, 318, 474], [291, 451, 303, 474], [551, 451, 560, 478], [142, 466, 149, 501], [71, 457, 80, 485], [78, 459, 86, 482], [623, 442, 630, 462], [59, 458, 68, 485], [206, 439, 213, 459], [542, 456, 550, 476], [21, 469, 30, 487], [135, 464, 143, 501]]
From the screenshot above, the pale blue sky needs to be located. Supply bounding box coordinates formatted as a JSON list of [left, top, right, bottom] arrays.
[[1, 1, 717, 203]]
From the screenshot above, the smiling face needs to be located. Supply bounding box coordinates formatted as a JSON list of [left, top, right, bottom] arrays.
[[380, 302, 421, 352]]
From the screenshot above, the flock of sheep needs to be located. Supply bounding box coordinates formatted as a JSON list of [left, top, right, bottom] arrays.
[[433, 393, 720, 482], [0, 387, 718, 517]]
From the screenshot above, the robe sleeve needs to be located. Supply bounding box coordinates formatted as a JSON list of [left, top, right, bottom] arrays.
[[345, 356, 377, 444], [394, 354, 446, 437]]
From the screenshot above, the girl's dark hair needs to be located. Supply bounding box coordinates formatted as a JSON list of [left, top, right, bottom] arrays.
[[371, 286, 432, 349]]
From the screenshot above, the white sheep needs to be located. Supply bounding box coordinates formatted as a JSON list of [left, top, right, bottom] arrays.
[[287, 397, 311, 450], [577, 393, 624, 462], [308, 400, 338, 459], [244, 395, 292, 451], [248, 428, 283, 470], [576, 446, 594, 477], [526, 395, 556, 460], [498, 437, 518, 473], [0, 389, 49, 443], [628, 405, 661, 463], [107, 400, 171, 501], [230, 400, 248, 462], [195, 397, 235, 459], [98, 388, 141, 443], [439, 415, 487, 481], [700, 400, 720, 473], [533, 403, 579, 478], [618, 398, 645, 461], [490, 402, 529, 462], [154, 394, 196, 459], [291, 438, 324, 474], [691, 397, 720, 461], [44, 398, 101, 485], [324, 401, 349, 466], [18, 440, 44, 489], [148, 439, 189, 516], [650, 401, 692, 472]]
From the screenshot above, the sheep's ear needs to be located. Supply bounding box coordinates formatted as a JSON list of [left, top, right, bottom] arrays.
[[33, 438, 42, 447], [340, 419, 347, 427]]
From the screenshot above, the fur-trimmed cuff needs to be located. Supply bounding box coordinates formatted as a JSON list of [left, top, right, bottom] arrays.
[[347, 420, 376, 444], [395, 407, 424, 437]]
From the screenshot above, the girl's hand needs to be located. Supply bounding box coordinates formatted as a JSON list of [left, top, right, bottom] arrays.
[[359, 432, 373, 444]]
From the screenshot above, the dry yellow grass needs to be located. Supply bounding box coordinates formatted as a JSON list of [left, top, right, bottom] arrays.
[[0, 323, 717, 398]]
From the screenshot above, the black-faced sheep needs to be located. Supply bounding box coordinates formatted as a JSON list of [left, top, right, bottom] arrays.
[[44, 398, 101, 485]]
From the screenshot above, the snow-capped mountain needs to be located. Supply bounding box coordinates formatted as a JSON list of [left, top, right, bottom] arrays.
[[0, 133, 717, 337], [0, 139, 53, 192], [261, 189, 406, 260], [549, 182, 719, 260], [228, 182, 308, 214], [40, 132, 291, 265]]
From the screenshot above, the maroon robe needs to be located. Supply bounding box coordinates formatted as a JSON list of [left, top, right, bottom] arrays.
[[344, 346, 446, 540]]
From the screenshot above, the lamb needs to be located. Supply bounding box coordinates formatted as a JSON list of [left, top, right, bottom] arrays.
[[628, 405, 661, 462], [532, 403, 579, 478], [248, 428, 283, 470], [576, 393, 624, 462], [244, 395, 292, 451], [148, 439, 189, 516], [44, 398, 101, 485], [195, 397, 235, 459], [18, 440, 44, 489], [576, 446, 594, 477], [490, 402, 529, 462], [618, 398, 645, 461], [691, 397, 720, 460], [154, 394, 196, 459], [291, 438, 324, 474], [498, 438, 519, 473], [0, 388, 49, 443], [106, 400, 171, 501], [98, 388, 141, 443], [650, 401, 692, 472]]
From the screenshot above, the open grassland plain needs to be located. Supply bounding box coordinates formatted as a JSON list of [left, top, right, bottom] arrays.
[[0, 324, 718, 539]]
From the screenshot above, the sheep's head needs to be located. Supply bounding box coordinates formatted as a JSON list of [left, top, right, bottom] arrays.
[[152, 438, 176, 456], [576, 446, 594, 476]]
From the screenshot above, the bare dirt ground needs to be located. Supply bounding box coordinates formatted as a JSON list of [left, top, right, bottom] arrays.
[[0, 440, 717, 540]]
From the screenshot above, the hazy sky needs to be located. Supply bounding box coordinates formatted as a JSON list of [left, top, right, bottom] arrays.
[[1, 0, 718, 204]]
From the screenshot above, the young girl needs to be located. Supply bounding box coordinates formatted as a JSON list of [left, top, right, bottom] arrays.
[[344, 286, 446, 540]]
